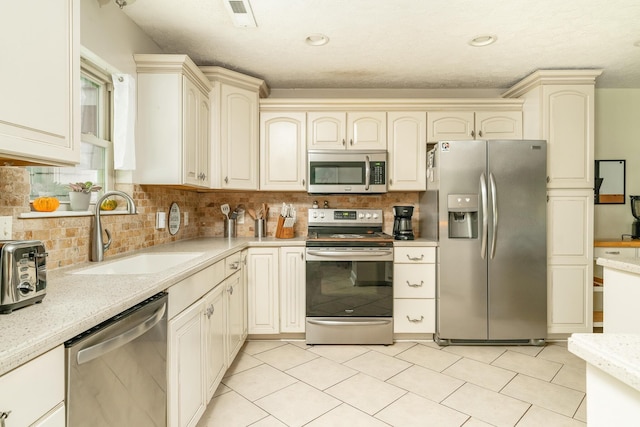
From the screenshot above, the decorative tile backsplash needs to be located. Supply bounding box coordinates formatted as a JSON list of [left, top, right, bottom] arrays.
[[0, 166, 419, 270]]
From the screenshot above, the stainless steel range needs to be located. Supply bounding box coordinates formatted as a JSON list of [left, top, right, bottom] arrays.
[[306, 208, 394, 345]]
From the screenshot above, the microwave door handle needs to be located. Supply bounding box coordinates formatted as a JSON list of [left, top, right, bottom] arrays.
[[365, 155, 371, 191]]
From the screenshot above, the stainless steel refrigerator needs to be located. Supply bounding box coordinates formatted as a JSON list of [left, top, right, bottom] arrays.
[[420, 140, 547, 345]]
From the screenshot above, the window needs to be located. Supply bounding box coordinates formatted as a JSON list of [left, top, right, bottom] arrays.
[[28, 58, 114, 206]]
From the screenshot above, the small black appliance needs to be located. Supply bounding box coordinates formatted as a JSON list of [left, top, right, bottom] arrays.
[[393, 205, 414, 240], [630, 195, 640, 239]]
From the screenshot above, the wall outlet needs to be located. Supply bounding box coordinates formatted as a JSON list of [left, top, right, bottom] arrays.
[[0, 216, 12, 240], [156, 212, 166, 229], [184, 212, 189, 226]]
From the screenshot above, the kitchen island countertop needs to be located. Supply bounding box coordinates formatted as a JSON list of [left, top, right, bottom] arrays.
[[0, 237, 305, 376]]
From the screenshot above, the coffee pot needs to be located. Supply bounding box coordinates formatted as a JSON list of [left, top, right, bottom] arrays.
[[393, 206, 414, 240], [630, 196, 640, 239]]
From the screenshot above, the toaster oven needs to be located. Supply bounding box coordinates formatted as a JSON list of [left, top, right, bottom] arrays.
[[0, 240, 48, 314]]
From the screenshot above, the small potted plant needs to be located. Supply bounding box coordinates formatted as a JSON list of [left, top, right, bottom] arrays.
[[68, 181, 102, 211]]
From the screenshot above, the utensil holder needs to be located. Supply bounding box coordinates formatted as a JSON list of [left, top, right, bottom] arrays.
[[255, 219, 266, 237], [224, 218, 237, 238]]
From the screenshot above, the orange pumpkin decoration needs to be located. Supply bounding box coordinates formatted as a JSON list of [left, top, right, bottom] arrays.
[[33, 197, 60, 212]]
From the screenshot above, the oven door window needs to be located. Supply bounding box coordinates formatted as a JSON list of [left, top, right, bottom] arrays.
[[309, 162, 365, 186], [306, 260, 393, 317]]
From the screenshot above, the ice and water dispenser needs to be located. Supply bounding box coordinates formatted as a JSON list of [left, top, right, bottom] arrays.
[[447, 194, 478, 238]]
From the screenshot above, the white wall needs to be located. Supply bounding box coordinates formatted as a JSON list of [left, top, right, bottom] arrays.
[[81, 0, 162, 74], [594, 88, 640, 239]]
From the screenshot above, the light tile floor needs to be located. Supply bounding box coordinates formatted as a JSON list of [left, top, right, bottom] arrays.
[[197, 340, 587, 427]]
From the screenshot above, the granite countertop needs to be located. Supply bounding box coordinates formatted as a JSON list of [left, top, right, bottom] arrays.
[[596, 256, 640, 275], [568, 333, 640, 392], [0, 236, 305, 377]]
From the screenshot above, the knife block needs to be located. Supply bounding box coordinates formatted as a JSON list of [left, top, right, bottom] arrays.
[[275, 216, 294, 239]]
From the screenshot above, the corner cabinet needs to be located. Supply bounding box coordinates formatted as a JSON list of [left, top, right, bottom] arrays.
[[504, 70, 602, 335], [0, 0, 79, 166], [260, 112, 307, 191], [426, 111, 522, 142], [307, 112, 387, 150], [387, 112, 427, 191], [134, 54, 212, 188], [202, 67, 269, 190]]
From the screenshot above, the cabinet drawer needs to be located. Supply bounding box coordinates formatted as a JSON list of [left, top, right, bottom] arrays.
[[594, 247, 636, 259], [394, 299, 435, 333], [394, 247, 436, 264], [0, 346, 64, 427], [168, 260, 225, 319], [225, 251, 242, 277], [394, 264, 435, 298]]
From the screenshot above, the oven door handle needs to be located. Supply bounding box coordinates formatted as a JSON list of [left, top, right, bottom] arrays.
[[307, 319, 392, 326], [306, 250, 393, 258]]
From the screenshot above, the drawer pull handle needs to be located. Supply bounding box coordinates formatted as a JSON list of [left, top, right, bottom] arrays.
[[406, 315, 424, 323], [604, 251, 620, 255], [406, 254, 424, 261], [229, 262, 240, 270], [407, 280, 424, 288]]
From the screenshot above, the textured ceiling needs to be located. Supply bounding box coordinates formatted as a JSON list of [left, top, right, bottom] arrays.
[[121, 0, 640, 89]]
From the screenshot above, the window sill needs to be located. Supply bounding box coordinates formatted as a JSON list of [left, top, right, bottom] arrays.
[[20, 210, 130, 219]]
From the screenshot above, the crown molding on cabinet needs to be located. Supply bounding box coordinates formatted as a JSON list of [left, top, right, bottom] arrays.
[[502, 69, 603, 99]]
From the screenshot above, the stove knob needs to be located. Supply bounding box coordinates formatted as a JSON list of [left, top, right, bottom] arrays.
[[320, 212, 325, 219], [17, 282, 34, 295], [312, 212, 317, 218], [365, 213, 372, 219], [358, 213, 365, 219], [372, 213, 379, 219]]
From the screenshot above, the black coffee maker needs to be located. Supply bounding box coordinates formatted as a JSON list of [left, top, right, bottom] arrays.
[[393, 206, 414, 240], [630, 196, 640, 239]]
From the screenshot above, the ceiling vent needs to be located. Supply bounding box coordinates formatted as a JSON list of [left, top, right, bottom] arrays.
[[224, 0, 257, 28]]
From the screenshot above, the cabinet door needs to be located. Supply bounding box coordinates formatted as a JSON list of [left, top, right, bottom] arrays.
[[198, 91, 211, 187], [0, 0, 79, 166], [32, 403, 65, 427], [247, 248, 279, 334], [427, 111, 474, 141], [279, 247, 306, 333], [226, 271, 245, 363], [307, 112, 347, 149], [347, 112, 387, 149], [169, 300, 206, 427], [543, 85, 595, 189], [547, 189, 594, 334], [388, 112, 426, 191], [475, 111, 522, 140], [183, 77, 200, 186], [204, 285, 226, 402], [220, 84, 259, 189], [260, 112, 307, 190]]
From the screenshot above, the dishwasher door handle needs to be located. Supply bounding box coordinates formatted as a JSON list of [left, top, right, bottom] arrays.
[[76, 303, 166, 365]]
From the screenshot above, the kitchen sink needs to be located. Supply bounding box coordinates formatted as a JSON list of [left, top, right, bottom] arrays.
[[72, 252, 205, 275]]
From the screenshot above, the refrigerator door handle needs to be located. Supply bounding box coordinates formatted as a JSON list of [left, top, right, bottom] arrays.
[[480, 173, 488, 259], [489, 172, 498, 259]]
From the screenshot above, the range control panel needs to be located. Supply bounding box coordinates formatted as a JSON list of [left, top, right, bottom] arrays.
[[308, 209, 383, 226]]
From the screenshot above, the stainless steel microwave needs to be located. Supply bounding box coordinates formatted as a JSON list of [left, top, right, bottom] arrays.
[[307, 150, 387, 194]]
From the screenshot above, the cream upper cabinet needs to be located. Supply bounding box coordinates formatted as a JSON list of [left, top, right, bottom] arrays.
[[0, 0, 79, 166], [202, 67, 268, 190], [260, 112, 307, 191], [387, 112, 427, 191], [134, 54, 212, 188], [427, 111, 522, 142], [308, 112, 387, 150]]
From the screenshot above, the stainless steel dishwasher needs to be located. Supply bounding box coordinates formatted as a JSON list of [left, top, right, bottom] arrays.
[[65, 292, 168, 427]]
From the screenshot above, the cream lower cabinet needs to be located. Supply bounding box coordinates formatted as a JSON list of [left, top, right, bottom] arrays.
[[260, 112, 307, 191], [134, 54, 212, 188], [280, 247, 306, 333], [427, 111, 522, 142], [0, 346, 65, 427], [248, 247, 280, 334], [169, 251, 247, 427], [393, 246, 436, 334], [547, 189, 594, 334], [387, 112, 427, 191], [0, 0, 79, 166]]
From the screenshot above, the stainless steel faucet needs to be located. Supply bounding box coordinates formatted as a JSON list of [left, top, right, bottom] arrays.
[[91, 191, 137, 262]]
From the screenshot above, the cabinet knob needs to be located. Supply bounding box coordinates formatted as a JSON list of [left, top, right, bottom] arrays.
[[350, 139, 353, 146], [228, 286, 234, 295], [478, 130, 483, 137], [302, 179, 305, 186], [471, 130, 475, 138], [342, 138, 346, 146], [224, 176, 229, 184]]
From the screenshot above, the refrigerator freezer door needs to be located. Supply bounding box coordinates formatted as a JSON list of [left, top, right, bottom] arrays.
[[436, 140, 488, 339], [487, 140, 547, 340]]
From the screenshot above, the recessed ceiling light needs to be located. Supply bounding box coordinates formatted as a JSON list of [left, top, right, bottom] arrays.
[[469, 35, 497, 47], [305, 34, 330, 47]]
